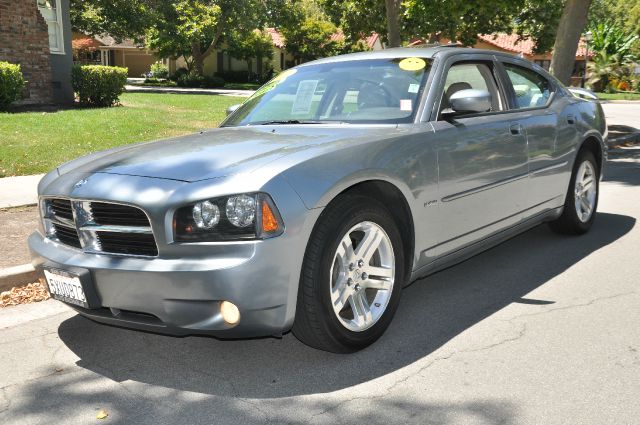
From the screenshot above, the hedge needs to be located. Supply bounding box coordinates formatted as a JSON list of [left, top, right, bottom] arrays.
[[71, 65, 128, 107], [0, 62, 25, 110], [176, 74, 225, 88]]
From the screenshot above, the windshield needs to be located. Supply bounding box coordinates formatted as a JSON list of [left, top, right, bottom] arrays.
[[222, 58, 431, 126]]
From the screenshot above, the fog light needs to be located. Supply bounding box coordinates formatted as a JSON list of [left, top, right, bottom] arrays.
[[220, 301, 240, 325]]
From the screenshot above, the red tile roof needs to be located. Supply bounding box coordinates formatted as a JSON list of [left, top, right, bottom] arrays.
[[478, 33, 593, 57], [265, 28, 285, 49]]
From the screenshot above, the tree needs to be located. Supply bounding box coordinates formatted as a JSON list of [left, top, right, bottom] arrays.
[[279, 0, 343, 63], [281, 17, 342, 63], [385, 0, 402, 47], [514, 0, 564, 54], [146, 0, 263, 76], [404, 0, 523, 46], [321, 0, 388, 46], [70, 0, 152, 41], [227, 29, 275, 79], [549, 0, 593, 85], [587, 23, 639, 91]]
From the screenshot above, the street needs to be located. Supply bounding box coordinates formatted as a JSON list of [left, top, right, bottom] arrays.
[[1, 151, 639, 425]]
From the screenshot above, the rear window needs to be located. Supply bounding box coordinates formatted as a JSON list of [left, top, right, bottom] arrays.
[[504, 63, 553, 109]]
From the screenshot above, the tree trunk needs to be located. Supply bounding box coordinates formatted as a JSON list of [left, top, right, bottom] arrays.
[[549, 0, 593, 85], [385, 0, 401, 48], [191, 42, 205, 76]]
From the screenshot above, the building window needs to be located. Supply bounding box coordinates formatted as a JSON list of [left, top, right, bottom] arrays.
[[37, 0, 65, 54]]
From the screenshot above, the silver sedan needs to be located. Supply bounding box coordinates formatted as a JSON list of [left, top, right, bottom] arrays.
[[29, 47, 607, 353]]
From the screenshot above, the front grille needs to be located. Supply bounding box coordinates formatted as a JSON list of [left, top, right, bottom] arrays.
[[50, 199, 74, 221], [96, 231, 158, 256], [91, 202, 150, 226], [42, 198, 158, 257], [52, 223, 82, 248]]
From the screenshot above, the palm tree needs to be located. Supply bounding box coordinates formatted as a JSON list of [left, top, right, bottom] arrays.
[[586, 23, 639, 92]]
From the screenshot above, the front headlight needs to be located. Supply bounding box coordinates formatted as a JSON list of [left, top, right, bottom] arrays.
[[173, 192, 284, 242]]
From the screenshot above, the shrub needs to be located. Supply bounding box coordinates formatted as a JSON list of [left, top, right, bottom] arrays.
[[170, 67, 189, 81], [176, 73, 225, 88], [215, 70, 274, 85], [71, 65, 128, 107], [150, 61, 169, 79], [0, 62, 25, 110]]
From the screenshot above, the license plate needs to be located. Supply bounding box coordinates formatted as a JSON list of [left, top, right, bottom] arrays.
[[44, 269, 88, 308]]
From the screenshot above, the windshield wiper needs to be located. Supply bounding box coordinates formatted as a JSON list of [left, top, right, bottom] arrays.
[[256, 120, 326, 125]]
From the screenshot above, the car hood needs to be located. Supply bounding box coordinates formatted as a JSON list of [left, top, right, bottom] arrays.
[[59, 125, 392, 183]]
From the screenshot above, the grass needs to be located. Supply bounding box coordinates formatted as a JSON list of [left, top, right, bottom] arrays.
[[0, 92, 245, 177], [595, 92, 640, 101]]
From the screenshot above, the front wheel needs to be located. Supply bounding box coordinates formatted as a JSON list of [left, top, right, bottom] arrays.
[[292, 195, 404, 353], [549, 150, 599, 234]]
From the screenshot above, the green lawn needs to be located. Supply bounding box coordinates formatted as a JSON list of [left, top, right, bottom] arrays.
[[0, 93, 245, 177], [595, 92, 640, 101]]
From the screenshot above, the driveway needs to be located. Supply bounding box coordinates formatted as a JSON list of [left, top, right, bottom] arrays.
[[1, 156, 639, 425]]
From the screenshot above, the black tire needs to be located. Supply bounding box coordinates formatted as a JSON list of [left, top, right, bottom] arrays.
[[292, 194, 405, 353], [549, 149, 599, 235]]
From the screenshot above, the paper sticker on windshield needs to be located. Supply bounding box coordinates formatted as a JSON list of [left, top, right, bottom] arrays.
[[291, 80, 319, 114], [400, 99, 412, 111], [408, 83, 420, 93], [399, 57, 426, 71]]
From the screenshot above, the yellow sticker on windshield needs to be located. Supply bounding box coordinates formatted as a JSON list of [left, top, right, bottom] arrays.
[[399, 57, 426, 71]]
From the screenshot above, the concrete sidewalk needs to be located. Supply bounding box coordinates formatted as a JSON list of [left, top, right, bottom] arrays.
[[125, 85, 254, 97], [0, 174, 43, 209]]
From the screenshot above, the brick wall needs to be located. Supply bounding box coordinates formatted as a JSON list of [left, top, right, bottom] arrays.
[[0, 0, 53, 103]]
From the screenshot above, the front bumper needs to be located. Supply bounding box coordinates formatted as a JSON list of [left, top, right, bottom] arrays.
[[29, 226, 306, 338]]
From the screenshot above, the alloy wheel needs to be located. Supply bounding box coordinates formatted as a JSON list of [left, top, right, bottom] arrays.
[[329, 221, 395, 332]]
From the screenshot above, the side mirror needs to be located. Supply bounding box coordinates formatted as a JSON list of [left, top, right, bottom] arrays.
[[444, 89, 492, 116], [226, 104, 242, 116]]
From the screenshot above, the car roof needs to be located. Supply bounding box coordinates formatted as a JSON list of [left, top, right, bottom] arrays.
[[300, 46, 525, 67]]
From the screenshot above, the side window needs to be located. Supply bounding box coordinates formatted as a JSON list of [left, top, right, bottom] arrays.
[[439, 62, 503, 118], [503, 63, 553, 109]]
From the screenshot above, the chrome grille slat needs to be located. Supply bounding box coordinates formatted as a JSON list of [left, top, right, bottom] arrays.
[[79, 225, 153, 234], [42, 198, 158, 257]]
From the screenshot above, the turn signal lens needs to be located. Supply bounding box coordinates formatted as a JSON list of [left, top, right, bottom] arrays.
[[261, 200, 279, 233], [220, 301, 240, 325]]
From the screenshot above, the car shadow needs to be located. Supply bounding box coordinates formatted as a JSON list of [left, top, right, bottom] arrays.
[[57, 211, 635, 399]]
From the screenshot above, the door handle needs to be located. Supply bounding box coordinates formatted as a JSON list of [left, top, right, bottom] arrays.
[[567, 114, 576, 125], [509, 122, 522, 136]]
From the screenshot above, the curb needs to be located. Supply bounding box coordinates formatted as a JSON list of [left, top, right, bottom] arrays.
[[608, 132, 640, 149], [0, 264, 39, 293]]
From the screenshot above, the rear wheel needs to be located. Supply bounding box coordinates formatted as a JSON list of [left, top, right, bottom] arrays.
[[292, 195, 404, 353], [549, 150, 599, 234]]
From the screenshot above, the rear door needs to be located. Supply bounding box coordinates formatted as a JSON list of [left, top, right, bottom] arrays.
[[429, 55, 529, 256], [497, 59, 574, 213]]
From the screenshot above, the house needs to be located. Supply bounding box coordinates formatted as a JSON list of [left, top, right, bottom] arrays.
[[0, 0, 74, 104], [410, 33, 592, 86], [95, 36, 160, 78]]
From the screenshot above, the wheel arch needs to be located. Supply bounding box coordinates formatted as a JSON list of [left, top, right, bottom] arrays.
[[577, 131, 606, 175], [314, 179, 416, 283]]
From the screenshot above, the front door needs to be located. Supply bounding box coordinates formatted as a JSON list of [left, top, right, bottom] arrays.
[[431, 59, 529, 256]]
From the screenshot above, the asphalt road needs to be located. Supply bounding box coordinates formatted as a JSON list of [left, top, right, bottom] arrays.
[[1, 151, 639, 425]]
